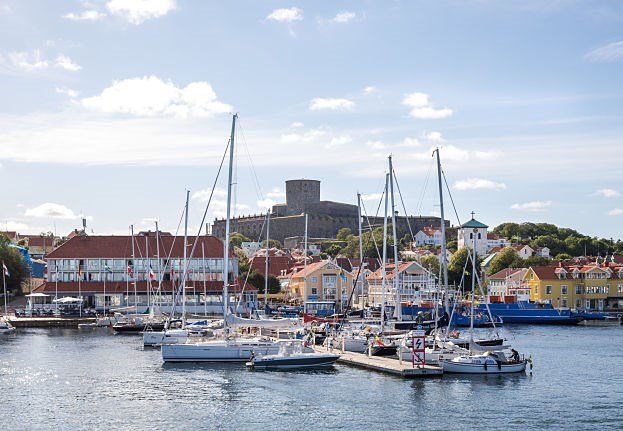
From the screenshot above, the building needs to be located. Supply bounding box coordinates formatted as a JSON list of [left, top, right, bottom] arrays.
[[212, 178, 447, 244], [457, 215, 489, 256], [487, 268, 529, 301], [525, 260, 623, 310], [287, 260, 355, 310], [366, 261, 436, 307], [32, 232, 258, 314], [414, 226, 442, 247]]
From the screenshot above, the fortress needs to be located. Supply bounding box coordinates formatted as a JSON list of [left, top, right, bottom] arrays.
[[212, 179, 446, 244]]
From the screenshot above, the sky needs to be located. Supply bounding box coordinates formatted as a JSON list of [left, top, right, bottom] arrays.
[[1, 0, 622, 241]]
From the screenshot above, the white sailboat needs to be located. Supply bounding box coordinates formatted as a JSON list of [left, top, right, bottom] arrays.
[[162, 114, 288, 362], [440, 222, 526, 374]]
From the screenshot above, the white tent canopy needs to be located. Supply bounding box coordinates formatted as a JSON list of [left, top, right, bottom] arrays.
[[52, 296, 83, 304]]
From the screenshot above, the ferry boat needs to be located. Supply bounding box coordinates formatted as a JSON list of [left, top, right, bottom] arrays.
[[474, 301, 580, 325]]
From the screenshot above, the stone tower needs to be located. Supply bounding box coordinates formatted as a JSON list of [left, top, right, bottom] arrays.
[[285, 179, 321, 216]]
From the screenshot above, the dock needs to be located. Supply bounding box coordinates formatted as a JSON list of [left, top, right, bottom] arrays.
[[7, 316, 97, 328], [314, 346, 443, 378]]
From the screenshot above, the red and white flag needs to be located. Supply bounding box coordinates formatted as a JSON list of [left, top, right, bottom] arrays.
[[149, 267, 155, 280], [2, 261, 9, 277]]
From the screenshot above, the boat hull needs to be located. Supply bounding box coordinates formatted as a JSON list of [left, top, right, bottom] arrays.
[[249, 353, 340, 370], [161, 339, 282, 362], [441, 359, 526, 374]]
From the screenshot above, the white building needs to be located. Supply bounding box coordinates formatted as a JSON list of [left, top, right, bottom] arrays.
[[457, 215, 489, 256]]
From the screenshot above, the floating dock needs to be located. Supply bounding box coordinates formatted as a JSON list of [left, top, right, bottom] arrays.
[[7, 316, 97, 328], [314, 346, 443, 378]]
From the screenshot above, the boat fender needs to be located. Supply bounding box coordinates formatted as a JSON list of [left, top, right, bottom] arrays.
[[484, 362, 487, 371], [497, 361, 501, 370]]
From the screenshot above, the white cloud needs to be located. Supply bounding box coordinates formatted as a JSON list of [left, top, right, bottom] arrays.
[[106, 0, 176, 25], [327, 135, 352, 148], [608, 208, 623, 216], [55, 86, 79, 98], [309, 98, 355, 111], [363, 86, 377, 94], [55, 54, 82, 71], [408, 106, 453, 120], [403, 92, 453, 120], [595, 188, 621, 198], [8, 50, 49, 71], [424, 131, 444, 142], [281, 128, 328, 145], [257, 198, 276, 210], [290, 122, 304, 128], [191, 188, 227, 203], [332, 11, 356, 23], [24, 203, 78, 219], [401, 137, 420, 148], [365, 140, 386, 150], [266, 188, 285, 199], [63, 10, 106, 21], [2, 221, 28, 231], [510, 201, 552, 212], [266, 7, 303, 22], [585, 40, 623, 62], [453, 178, 507, 191], [210, 200, 250, 220], [361, 193, 382, 202], [81, 76, 232, 118]]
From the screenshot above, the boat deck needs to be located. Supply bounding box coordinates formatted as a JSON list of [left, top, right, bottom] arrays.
[[313, 346, 443, 378], [7, 316, 97, 327]]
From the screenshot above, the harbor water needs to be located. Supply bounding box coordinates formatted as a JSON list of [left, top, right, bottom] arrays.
[[1, 325, 622, 430]]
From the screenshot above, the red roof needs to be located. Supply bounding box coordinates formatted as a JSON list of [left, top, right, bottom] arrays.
[[249, 255, 293, 277], [33, 279, 256, 294], [46, 234, 227, 259]]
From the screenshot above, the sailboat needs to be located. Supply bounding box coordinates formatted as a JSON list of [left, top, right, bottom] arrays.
[[440, 222, 526, 374], [162, 114, 298, 362], [2, 261, 15, 334]]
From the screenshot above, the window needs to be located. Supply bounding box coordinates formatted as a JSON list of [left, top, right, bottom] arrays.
[[561, 285, 568, 295], [310, 276, 317, 283], [561, 299, 567, 307], [535, 285, 538, 294], [546, 285, 552, 295], [311, 288, 317, 295]]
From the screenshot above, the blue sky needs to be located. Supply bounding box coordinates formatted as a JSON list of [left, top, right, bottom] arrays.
[[1, 0, 622, 241]]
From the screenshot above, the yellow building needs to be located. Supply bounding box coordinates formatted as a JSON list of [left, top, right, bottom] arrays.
[[525, 262, 623, 311], [288, 260, 354, 311]]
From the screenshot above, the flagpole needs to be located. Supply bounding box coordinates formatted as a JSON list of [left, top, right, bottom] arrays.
[[55, 268, 58, 315], [2, 262, 8, 318], [103, 266, 106, 317], [78, 263, 82, 317]]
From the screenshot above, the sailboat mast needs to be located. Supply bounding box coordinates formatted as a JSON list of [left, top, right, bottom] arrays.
[[303, 213, 308, 301], [155, 220, 161, 318], [131, 224, 136, 310], [182, 190, 189, 322], [357, 193, 364, 309], [470, 226, 477, 350], [223, 114, 237, 333], [388, 155, 401, 321], [264, 211, 270, 308], [381, 172, 389, 333], [435, 148, 450, 314]]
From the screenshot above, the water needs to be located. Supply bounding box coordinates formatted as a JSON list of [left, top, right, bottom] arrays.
[[1, 325, 622, 430]]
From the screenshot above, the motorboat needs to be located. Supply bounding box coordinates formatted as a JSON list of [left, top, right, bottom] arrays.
[[578, 315, 621, 326], [0, 317, 15, 334], [246, 340, 339, 370], [440, 349, 527, 374]]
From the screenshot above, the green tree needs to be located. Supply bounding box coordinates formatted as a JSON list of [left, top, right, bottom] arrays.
[[520, 256, 550, 268], [229, 232, 252, 248], [488, 247, 522, 275], [0, 235, 28, 293], [326, 244, 342, 257], [336, 228, 352, 241], [419, 255, 440, 280], [446, 239, 458, 252], [247, 269, 281, 294], [447, 247, 482, 291], [341, 225, 394, 259], [555, 253, 572, 261]]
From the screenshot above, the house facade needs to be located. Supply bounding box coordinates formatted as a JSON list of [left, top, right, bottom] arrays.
[[525, 261, 623, 310], [457, 216, 489, 256], [366, 261, 436, 307], [287, 260, 355, 311], [33, 232, 257, 314]]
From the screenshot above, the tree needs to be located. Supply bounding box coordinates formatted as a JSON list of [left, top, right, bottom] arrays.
[[326, 244, 342, 258], [336, 228, 352, 241], [520, 256, 550, 268], [341, 225, 395, 259], [487, 247, 522, 275], [0, 235, 28, 293], [262, 239, 282, 249], [447, 247, 482, 291], [229, 232, 251, 248], [419, 255, 440, 280], [247, 269, 281, 294], [555, 253, 572, 261]]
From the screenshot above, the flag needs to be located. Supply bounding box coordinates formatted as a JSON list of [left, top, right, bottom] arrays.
[[78, 267, 82, 277], [2, 261, 9, 277], [104, 264, 113, 273], [149, 267, 155, 280], [127, 265, 134, 277], [375, 335, 385, 346], [339, 267, 347, 282]]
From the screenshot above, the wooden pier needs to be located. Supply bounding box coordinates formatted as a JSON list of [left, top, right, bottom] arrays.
[[314, 346, 443, 378], [7, 316, 97, 328]]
